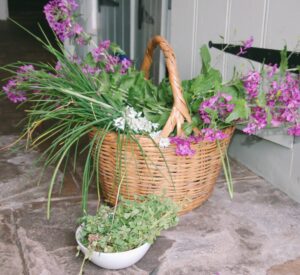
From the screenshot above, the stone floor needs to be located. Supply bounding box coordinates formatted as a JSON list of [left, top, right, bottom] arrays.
[[1, 134, 300, 275], [1, 3, 300, 275]]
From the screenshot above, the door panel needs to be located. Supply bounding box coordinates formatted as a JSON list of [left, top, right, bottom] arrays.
[[96, 0, 169, 83]]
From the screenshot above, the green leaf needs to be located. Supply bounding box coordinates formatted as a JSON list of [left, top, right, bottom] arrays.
[[225, 99, 250, 123], [191, 98, 202, 113], [221, 86, 238, 98], [157, 111, 170, 126], [182, 122, 193, 136], [257, 88, 266, 106], [266, 107, 272, 124], [124, 213, 131, 219], [84, 52, 96, 67], [280, 45, 288, 76], [79, 195, 178, 253], [200, 45, 211, 75], [110, 42, 125, 55], [190, 69, 222, 96]]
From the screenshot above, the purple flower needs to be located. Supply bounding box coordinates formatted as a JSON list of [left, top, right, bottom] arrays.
[[237, 36, 254, 56], [73, 23, 83, 35], [270, 118, 282, 127], [170, 128, 228, 157], [120, 58, 132, 74], [267, 63, 278, 78], [70, 54, 82, 64], [82, 65, 101, 75], [2, 64, 37, 103], [170, 137, 195, 156], [220, 93, 232, 102], [91, 40, 111, 62], [199, 93, 234, 124], [75, 36, 86, 46], [242, 106, 267, 135], [215, 130, 229, 140], [266, 72, 300, 126], [287, 124, 300, 136], [91, 41, 132, 74], [187, 135, 203, 143], [201, 128, 228, 142], [55, 61, 62, 71], [43, 0, 85, 44], [3, 79, 27, 103], [105, 55, 120, 73], [243, 36, 254, 49], [100, 40, 111, 50], [17, 65, 34, 73], [242, 122, 257, 135], [175, 143, 195, 156], [243, 71, 261, 99]]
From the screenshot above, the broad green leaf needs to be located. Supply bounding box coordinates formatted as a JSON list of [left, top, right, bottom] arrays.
[[225, 99, 250, 123], [200, 45, 211, 75]]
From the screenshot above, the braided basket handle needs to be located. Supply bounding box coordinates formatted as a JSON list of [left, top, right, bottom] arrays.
[[140, 36, 199, 137]]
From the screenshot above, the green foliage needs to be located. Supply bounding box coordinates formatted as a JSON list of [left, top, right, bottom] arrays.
[[162, 44, 247, 129], [280, 46, 288, 76], [0, 28, 173, 218], [200, 45, 211, 75], [79, 195, 179, 253], [126, 72, 171, 128], [225, 98, 250, 123], [0, 24, 248, 219]]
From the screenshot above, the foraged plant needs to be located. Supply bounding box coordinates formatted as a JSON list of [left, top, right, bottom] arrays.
[[78, 194, 179, 253]]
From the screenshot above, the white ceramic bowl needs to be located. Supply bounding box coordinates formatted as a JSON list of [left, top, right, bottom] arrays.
[[75, 226, 151, 270]]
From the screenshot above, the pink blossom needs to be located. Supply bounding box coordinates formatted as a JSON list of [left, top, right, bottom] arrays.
[[55, 61, 62, 71], [92, 40, 111, 62], [201, 128, 228, 142], [44, 0, 87, 45], [82, 65, 101, 75], [243, 71, 261, 99], [287, 124, 300, 136], [199, 92, 234, 124], [170, 137, 195, 156], [120, 58, 132, 74], [237, 36, 254, 56], [266, 72, 300, 127], [242, 106, 267, 135], [267, 64, 278, 78], [2, 64, 36, 103]]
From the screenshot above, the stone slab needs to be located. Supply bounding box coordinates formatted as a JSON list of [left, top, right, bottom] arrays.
[[1, 132, 300, 274]]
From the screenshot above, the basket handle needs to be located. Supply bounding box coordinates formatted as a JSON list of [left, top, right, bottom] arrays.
[[140, 36, 199, 137]]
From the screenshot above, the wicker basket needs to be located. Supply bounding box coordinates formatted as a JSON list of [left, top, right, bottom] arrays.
[[89, 36, 235, 214]]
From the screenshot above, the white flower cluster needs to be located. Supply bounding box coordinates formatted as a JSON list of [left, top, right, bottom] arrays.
[[113, 106, 159, 133], [150, 131, 170, 148], [113, 106, 170, 148]]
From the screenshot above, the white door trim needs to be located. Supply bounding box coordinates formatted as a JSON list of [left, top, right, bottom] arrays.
[[0, 0, 9, 21]]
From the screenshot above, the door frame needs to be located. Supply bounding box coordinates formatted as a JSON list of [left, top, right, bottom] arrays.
[[0, 0, 9, 20]]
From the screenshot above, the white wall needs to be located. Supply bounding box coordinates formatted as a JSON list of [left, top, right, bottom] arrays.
[[170, 0, 300, 81], [0, 0, 8, 20]]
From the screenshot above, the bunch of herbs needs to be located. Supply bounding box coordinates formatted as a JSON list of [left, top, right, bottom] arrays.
[[78, 194, 179, 253]]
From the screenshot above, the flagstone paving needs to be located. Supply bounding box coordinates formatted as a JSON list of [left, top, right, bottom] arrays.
[[1, 134, 300, 275]]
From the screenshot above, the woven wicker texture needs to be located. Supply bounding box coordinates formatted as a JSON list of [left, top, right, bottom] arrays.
[[90, 36, 235, 214]]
